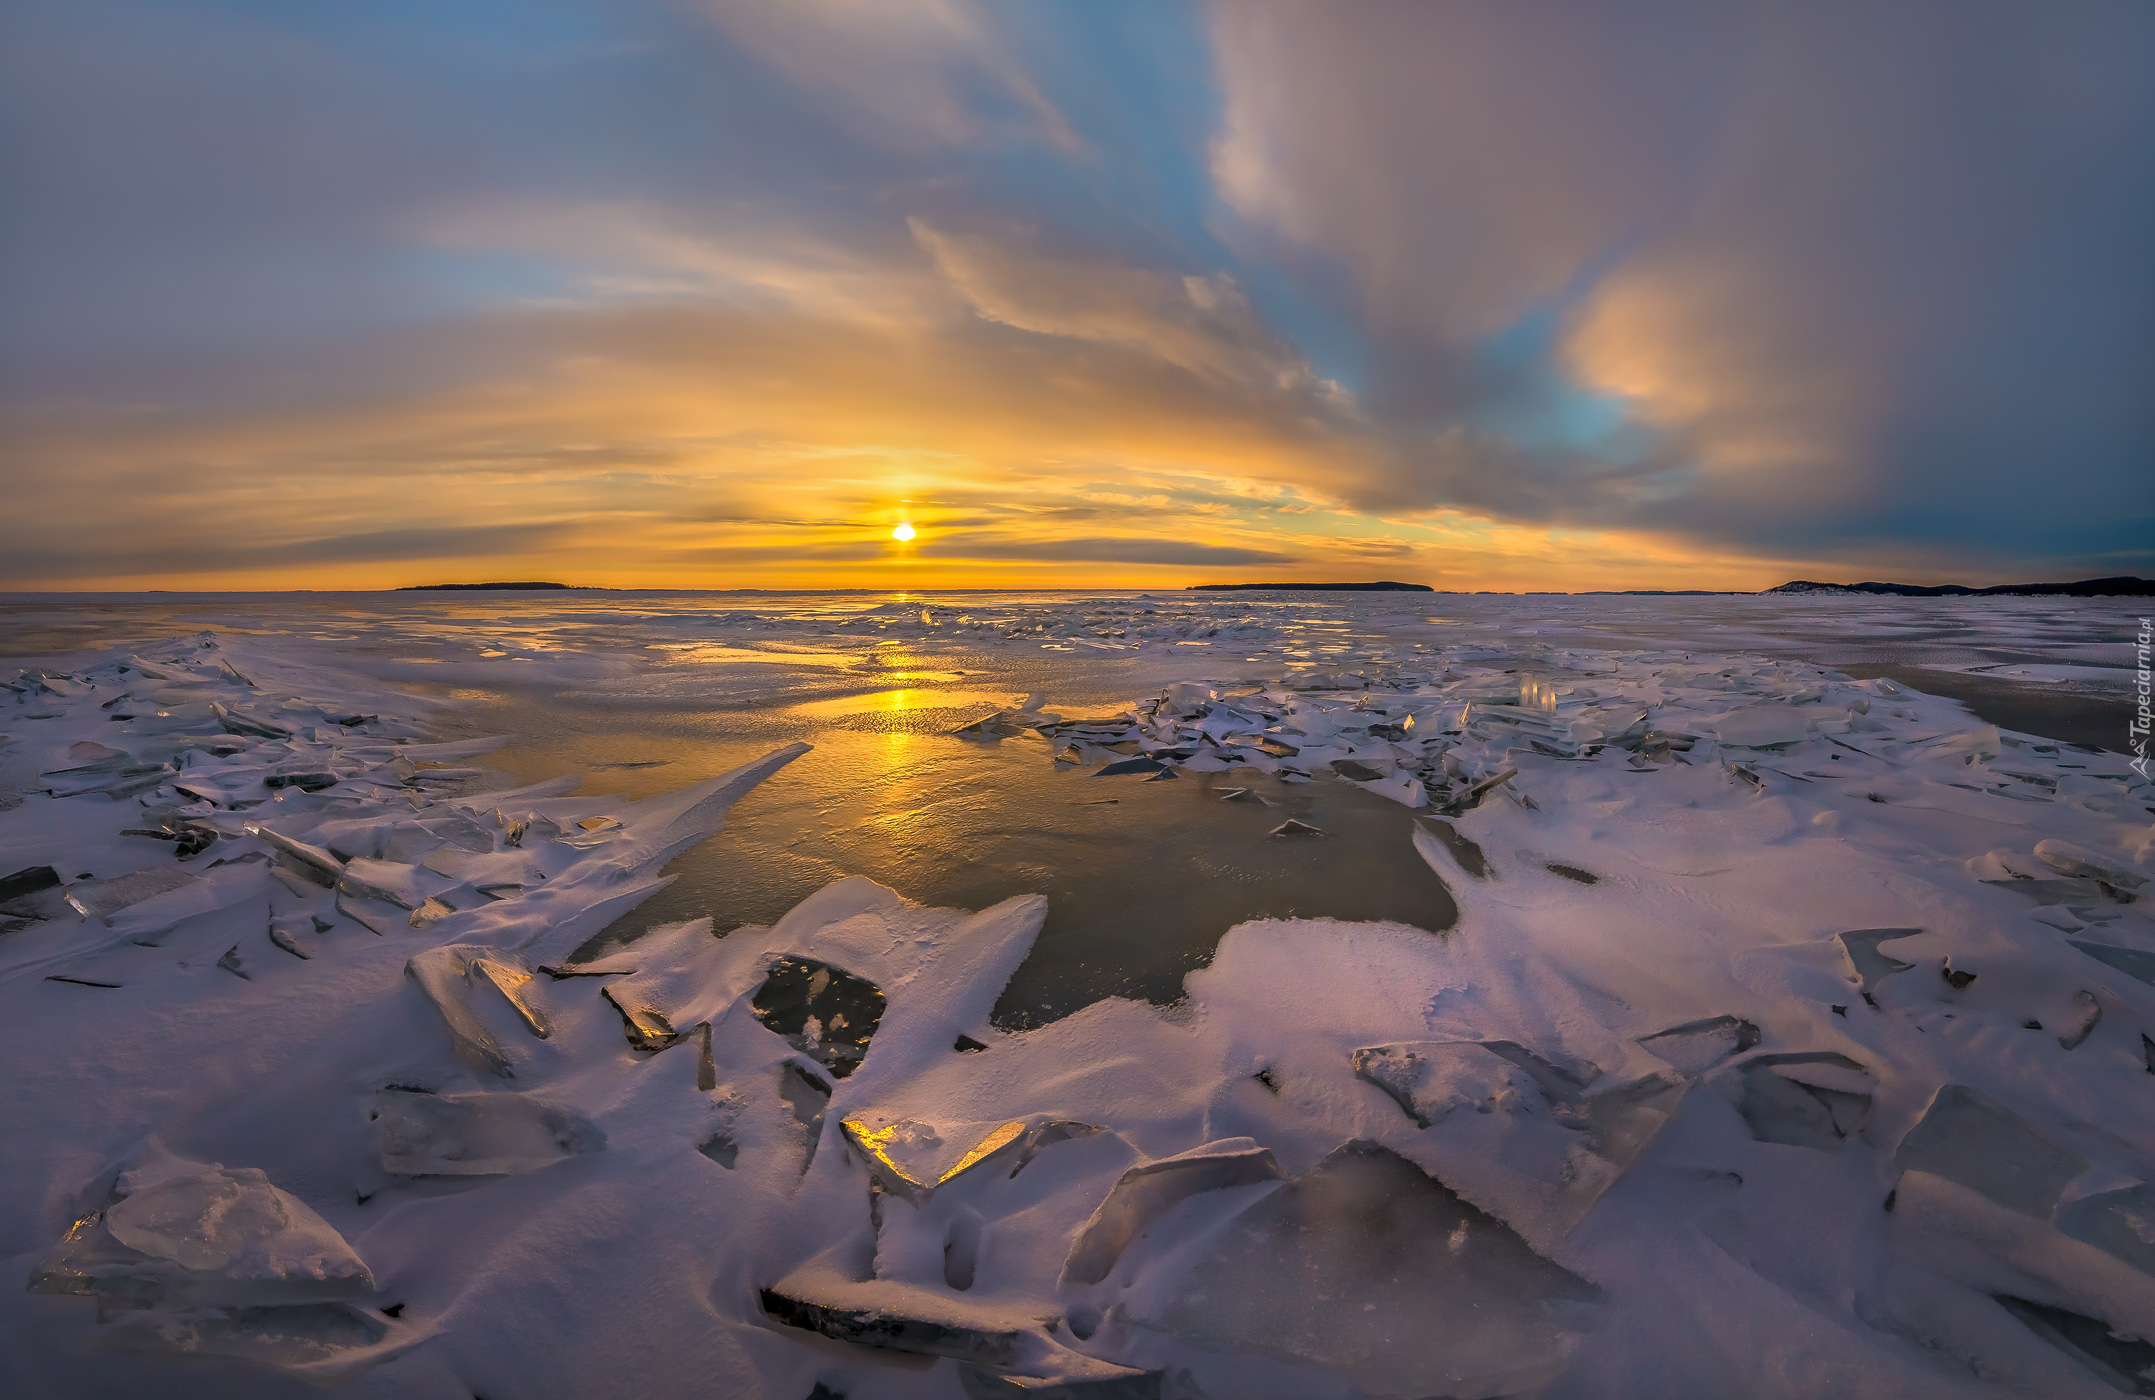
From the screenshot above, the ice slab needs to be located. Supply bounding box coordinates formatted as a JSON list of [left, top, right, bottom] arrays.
[[602, 983, 686, 1052], [1140, 1141, 1601, 1400], [100, 1301, 393, 1377], [2056, 1184, 2155, 1279], [30, 1165, 372, 1308], [376, 1088, 603, 1174], [64, 867, 199, 921], [841, 1115, 1094, 1207], [1892, 1083, 2086, 1216], [1062, 1138, 1281, 1287], [1353, 1040, 1685, 1231], [1733, 1053, 1874, 1150], [406, 945, 551, 1077], [2071, 942, 2155, 988], [760, 1280, 1021, 1366], [1353, 1041, 1545, 1130], [2035, 838, 2148, 890], [2060, 990, 2103, 1049], [1636, 1015, 1761, 1073], [1992, 1294, 2155, 1395]]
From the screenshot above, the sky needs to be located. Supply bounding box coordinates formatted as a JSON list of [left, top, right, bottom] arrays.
[[3, 1, 2151, 593]]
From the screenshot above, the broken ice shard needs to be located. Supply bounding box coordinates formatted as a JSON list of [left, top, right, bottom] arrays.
[[1636, 1015, 1761, 1074], [839, 1116, 1031, 1206], [0, 864, 60, 903], [1891, 1083, 2086, 1216], [64, 866, 200, 922], [2069, 941, 2155, 988], [601, 984, 683, 1052], [1440, 766, 1517, 815], [759, 1283, 1019, 1366], [97, 1301, 389, 1374], [1837, 928, 1922, 996], [1061, 1138, 1281, 1286], [405, 945, 550, 1078], [2056, 1184, 2155, 1277], [375, 1088, 603, 1175], [750, 956, 886, 1078], [779, 1060, 831, 1137], [1991, 1294, 2155, 1395], [1734, 1053, 1873, 1150], [2059, 991, 2102, 1050], [246, 825, 344, 887], [2033, 838, 2147, 891], [1330, 759, 1387, 781], [1353, 1041, 1545, 1130], [1092, 756, 1167, 777], [1143, 1141, 1601, 1400], [29, 1165, 373, 1307], [268, 912, 313, 959], [1267, 819, 1321, 837], [956, 1364, 1162, 1400]]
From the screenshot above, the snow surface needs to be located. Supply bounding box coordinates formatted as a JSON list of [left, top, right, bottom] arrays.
[[1, 595, 2152, 1398]]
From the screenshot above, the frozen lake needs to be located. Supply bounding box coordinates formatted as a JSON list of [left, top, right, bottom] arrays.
[[1, 589, 2150, 1399]]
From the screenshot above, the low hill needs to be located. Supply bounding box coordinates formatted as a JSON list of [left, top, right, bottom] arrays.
[[398, 582, 577, 591], [1767, 576, 2151, 598], [1187, 581, 1433, 592]]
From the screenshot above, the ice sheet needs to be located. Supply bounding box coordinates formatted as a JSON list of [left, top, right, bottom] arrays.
[[1, 596, 2150, 1398]]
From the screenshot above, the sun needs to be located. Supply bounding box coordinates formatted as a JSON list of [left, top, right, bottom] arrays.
[[891, 522, 916, 541]]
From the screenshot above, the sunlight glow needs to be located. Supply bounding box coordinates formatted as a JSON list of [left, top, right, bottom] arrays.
[[892, 522, 916, 541]]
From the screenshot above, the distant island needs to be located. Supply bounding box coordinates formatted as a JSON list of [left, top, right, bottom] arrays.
[[1188, 581, 1434, 592], [398, 582, 577, 591], [1767, 576, 2151, 598]]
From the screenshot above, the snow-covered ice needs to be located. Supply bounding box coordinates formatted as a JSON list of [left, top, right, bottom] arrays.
[[0, 590, 2150, 1398]]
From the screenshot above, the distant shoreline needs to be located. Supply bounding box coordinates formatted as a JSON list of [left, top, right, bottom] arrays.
[[1768, 575, 2151, 598], [396, 582, 579, 591], [1188, 581, 1433, 592]]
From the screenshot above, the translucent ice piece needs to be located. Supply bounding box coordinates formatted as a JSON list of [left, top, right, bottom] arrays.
[[1734, 1053, 1873, 1151], [602, 984, 684, 1052], [336, 858, 426, 910], [2070, 942, 2155, 988], [1145, 1142, 1601, 1399], [1353, 1042, 1545, 1130], [761, 1282, 1020, 1365], [2059, 990, 2102, 1050], [245, 824, 343, 887], [102, 1301, 389, 1372], [2055, 1183, 2155, 1278], [1636, 1015, 1761, 1074], [376, 1088, 603, 1175], [1992, 1294, 2155, 1394], [2034, 838, 2147, 890], [32, 1166, 373, 1308], [839, 1116, 1036, 1205], [108, 1170, 288, 1269], [64, 867, 199, 921], [406, 945, 550, 1077], [1061, 1138, 1281, 1286], [1892, 1084, 2085, 1217]]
